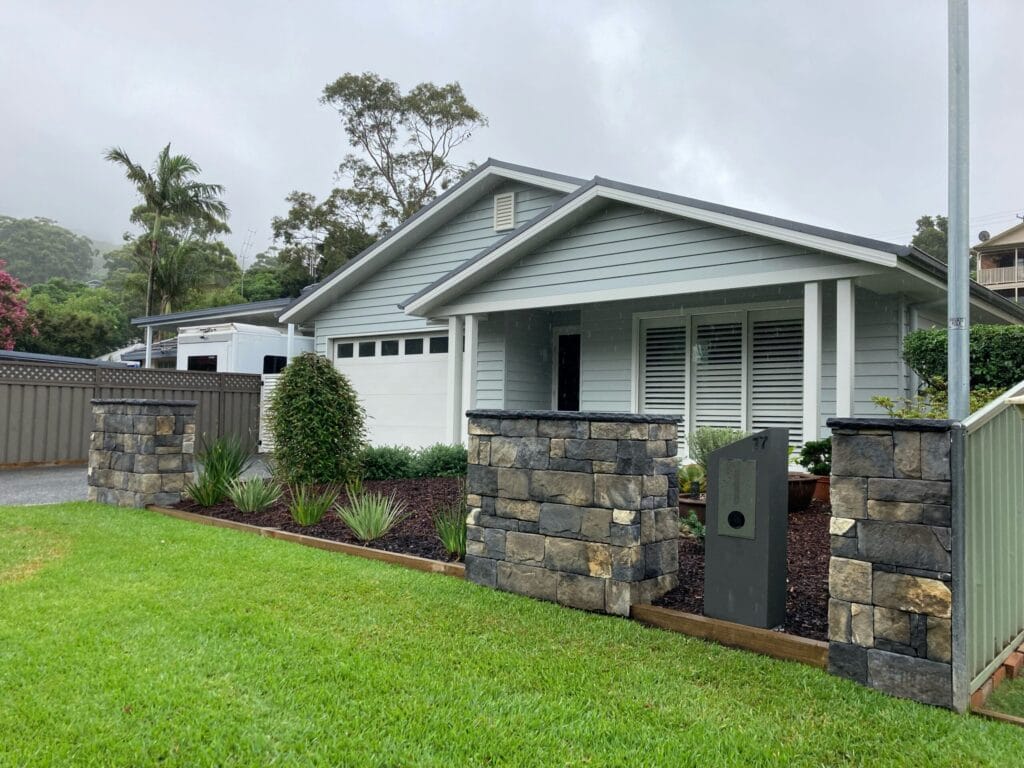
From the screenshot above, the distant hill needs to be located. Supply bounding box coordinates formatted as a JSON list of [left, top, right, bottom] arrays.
[[0, 215, 120, 284]]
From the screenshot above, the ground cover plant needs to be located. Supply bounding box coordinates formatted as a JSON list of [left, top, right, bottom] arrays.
[[226, 476, 281, 514], [2, 504, 1023, 766], [287, 483, 339, 526], [337, 487, 408, 542]]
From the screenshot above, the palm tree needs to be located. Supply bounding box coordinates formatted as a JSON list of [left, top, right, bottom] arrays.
[[104, 143, 229, 317]]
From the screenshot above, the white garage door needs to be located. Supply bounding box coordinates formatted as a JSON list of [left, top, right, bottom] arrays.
[[333, 334, 449, 448]]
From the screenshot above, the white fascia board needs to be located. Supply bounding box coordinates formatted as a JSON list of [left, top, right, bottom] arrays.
[[598, 188, 901, 269], [435, 262, 883, 317], [405, 184, 901, 317], [895, 261, 1023, 325], [280, 166, 578, 324], [404, 187, 602, 316]]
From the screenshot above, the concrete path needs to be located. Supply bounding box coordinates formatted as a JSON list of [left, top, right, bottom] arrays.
[[0, 457, 270, 506]]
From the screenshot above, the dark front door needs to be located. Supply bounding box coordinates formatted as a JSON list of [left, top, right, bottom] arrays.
[[556, 333, 581, 411]]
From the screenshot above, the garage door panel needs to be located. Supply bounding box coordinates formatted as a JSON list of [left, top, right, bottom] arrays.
[[334, 337, 448, 448]]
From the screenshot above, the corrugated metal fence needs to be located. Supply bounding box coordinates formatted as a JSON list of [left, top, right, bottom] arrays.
[[963, 379, 1024, 692], [0, 360, 262, 467]]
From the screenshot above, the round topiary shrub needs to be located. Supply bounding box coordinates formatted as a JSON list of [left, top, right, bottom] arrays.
[[269, 352, 366, 484]]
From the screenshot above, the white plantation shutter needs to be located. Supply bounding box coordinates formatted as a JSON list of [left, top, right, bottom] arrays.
[[693, 321, 743, 431], [750, 317, 804, 445], [640, 323, 687, 432]]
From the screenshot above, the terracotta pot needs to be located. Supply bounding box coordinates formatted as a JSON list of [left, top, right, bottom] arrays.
[[678, 496, 706, 525], [812, 475, 830, 503], [788, 473, 818, 513]]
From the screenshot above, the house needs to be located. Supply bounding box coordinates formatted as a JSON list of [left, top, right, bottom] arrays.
[[280, 159, 1024, 451], [974, 222, 1024, 303]]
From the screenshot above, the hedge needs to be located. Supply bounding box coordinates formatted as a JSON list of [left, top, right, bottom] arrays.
[[902, 324, 1024, 390]]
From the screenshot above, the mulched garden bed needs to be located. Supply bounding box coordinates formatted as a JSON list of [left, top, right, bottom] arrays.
[[173, 477, 463, 562], [654, 500, 831, 641]]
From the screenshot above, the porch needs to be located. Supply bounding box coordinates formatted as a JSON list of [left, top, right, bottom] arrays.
[[444, 279, 907, 448]]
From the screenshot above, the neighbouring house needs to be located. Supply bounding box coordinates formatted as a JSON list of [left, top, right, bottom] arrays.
[[279, 159, 1024, 451], [974, 222, 1024, 303]]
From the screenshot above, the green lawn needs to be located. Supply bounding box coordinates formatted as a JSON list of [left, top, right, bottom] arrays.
[[1, 505, 1022, 767], [985, 677, 1024, 719]]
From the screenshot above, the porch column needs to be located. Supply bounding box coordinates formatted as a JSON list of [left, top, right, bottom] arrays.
[[445, 316, 465, 445], [802, 282, 822, 442], [836, 278, 856, 418], [461, 314, 479, 445], [144, 326, 153, 369], [286, 323, 296, 360]]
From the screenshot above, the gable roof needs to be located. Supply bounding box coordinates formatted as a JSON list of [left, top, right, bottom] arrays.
[[401, 175, 1024, 324], [278, 159, 583, 324], [974, 221, 1024, 251]]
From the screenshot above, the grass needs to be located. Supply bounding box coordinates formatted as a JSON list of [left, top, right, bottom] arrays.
[[985, 676, 1024, 718], [1, 505, 1023, 767]]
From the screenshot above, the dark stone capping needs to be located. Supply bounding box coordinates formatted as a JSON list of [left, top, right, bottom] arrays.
[[92, 398, 199, 407], [467, 409, 680, 424], [826, 417, 954, 433]]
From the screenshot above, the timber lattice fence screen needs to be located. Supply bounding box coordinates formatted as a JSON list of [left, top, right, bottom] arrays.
[[0, 360, 261, 467]]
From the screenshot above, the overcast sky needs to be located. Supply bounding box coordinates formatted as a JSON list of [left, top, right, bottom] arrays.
[[2, 1, 1022, 260]]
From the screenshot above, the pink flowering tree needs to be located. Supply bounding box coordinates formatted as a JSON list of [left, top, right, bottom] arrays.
[[0, 260, 33, 350]]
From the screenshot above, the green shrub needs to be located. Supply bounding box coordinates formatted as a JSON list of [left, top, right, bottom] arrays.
[[677, 463, 705, 495], [903, 325, 1024, 390], [338, 487, 409, 542], [688, 426, 747, 473], [413, 443, 468, 478], [681, 510, 705, 540], [269, 352, 365, 485], [358, 445, 417, 481], [797, 438, 832, 476], [288, 484, 338, 526], [226, 477, 281, 514], [872, 380, 1004, 419], [184, 433, 254, 507], [432, 484, 467, 559]]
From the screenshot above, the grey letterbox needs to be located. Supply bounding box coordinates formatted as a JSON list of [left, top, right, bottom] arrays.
[[703, 428, 788, 629]]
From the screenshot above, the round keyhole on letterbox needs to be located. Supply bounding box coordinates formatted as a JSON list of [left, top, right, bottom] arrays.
[[727, 510, 745, 529]]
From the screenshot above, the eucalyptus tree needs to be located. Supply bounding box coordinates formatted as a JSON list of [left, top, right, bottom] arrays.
[[104, 143, 229, 317]]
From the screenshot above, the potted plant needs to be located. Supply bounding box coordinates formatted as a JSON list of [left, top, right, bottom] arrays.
[[797, 438, 832, 504]]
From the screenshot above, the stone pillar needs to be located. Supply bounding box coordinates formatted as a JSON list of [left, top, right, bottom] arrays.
[[464, 409, 679, 616], [88, 398, 197, 508], [827, 417, 956, 708]]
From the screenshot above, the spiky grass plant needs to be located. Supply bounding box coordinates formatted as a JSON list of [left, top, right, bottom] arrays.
[[337, 488, 408, 542], [288, 484, 338, 526], [184, 434, 254, 507], [226, 477, 281, 514], [432, 495, 467, 560]]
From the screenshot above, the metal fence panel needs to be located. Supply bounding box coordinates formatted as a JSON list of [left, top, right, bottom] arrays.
[[0, 360, 261, 467], [963, 381, 1024, 691]]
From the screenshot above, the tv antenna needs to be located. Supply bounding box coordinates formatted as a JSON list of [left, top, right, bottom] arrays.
[[239, 228, 256, 296]]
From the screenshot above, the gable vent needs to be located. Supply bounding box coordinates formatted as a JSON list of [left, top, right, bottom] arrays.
[[493, 192, 516, 232]]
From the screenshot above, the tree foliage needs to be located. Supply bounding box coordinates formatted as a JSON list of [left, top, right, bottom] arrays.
[[911, 215, 948, 263], [105, 143, 230, 317], [14, 278, 133, 358], [0, 260, 33, 350], [902, 325, 1024, 390], [0, 216, 96, 285], [269, 352, 366, 484], [322, 72, 487, 232], [268, 190, 374, 292]]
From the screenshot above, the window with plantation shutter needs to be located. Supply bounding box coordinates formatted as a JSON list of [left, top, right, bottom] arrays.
[[750, 317, 803, 445], [640, 322, 687, 432], [693, 321, 743, 431]]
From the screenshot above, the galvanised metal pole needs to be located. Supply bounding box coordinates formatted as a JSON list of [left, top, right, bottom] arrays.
[[948, 0, 970, 421]]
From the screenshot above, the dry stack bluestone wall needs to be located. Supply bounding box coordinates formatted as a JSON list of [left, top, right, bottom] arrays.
[[464, 409, 680, 616], [87, 398, 197, 508], [827, 417, 956, 709]]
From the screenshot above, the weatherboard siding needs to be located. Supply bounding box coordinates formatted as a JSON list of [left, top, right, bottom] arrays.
[[313, 182, 566, 353], [446, 202, 857, 310], [475, 316, 505, 409]]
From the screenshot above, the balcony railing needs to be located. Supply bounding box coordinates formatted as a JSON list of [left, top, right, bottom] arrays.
[[977, 265, 1024, 286]]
